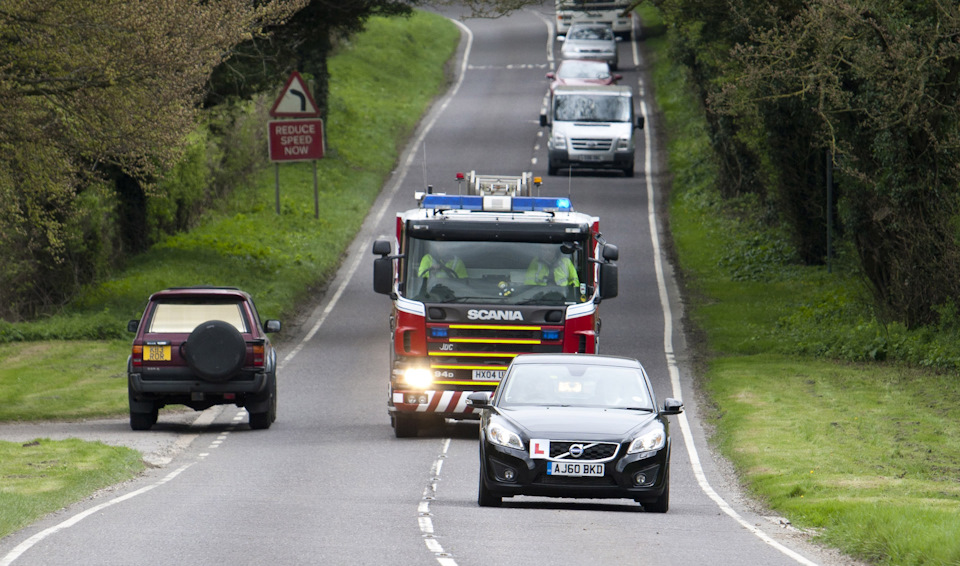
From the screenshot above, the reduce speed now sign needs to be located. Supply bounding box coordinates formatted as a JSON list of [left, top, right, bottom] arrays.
[[268, 119, 325, 162]]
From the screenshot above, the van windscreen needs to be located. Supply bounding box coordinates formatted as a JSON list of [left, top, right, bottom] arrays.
[[555, 94, 630, 122]]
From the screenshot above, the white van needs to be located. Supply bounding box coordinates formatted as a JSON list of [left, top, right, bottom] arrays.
[[540, 84, 643, 177]]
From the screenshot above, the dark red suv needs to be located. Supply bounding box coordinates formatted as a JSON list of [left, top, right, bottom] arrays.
[[126, 286, 281, 430]]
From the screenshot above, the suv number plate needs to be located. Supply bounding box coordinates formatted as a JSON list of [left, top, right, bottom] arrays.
[[143, 345, 171, 361], [547, 462, 604, 477]]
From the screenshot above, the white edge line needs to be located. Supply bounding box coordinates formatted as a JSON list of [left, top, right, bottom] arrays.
[[0, 464, 194, 566], [637, 27, 820, 566]]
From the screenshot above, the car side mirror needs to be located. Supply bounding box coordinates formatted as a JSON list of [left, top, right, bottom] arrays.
[[127, 319, 140, 333], [661, 398, 684, 415], [546, 72, 555, 80], [264, 320, 281, 333], [467, 391, 492, 408], [540, 112, 548, 127], [614, 74, 623, 82]]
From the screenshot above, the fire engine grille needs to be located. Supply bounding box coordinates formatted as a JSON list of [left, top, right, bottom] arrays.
[[570, 138, 614, 151], [550, 441, 619, 461], [448, 327, 541, 340]]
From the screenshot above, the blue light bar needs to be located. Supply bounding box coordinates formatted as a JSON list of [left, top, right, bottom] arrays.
[[420, 195, 571, 212]]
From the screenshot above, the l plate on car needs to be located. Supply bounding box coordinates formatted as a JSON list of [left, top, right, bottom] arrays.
[[547, 462, 604, 477], [472, 369, 505, 380]]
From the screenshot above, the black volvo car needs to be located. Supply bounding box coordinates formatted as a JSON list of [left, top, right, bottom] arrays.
[[467, 353, 683, 511]]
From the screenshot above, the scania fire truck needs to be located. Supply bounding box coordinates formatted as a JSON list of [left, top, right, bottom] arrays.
[[372, 172, 619, 437]]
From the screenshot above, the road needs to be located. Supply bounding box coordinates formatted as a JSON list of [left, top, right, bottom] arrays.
[[0, 5, 857, 566]]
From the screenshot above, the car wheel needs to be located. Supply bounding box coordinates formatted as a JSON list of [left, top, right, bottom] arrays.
[[130, 407, 158, 431], [182, 320, 246, 382], [128, 381, 158, 431], [644, 468, 670, 513], [248, 372, 277, 430], [478, 460, 502, 507], [394, 413, 419, 438]]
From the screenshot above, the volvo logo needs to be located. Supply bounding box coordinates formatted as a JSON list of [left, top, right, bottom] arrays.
[[569, 444, 584, 458]]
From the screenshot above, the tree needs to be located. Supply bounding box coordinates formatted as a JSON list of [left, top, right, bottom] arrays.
[[0, 0, 306, 319]]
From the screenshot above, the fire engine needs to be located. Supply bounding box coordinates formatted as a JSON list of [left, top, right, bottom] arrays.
[[372, 171, 619, 437]]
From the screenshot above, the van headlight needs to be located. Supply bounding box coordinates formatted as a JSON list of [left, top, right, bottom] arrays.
[[616, 137, 631, 151], [552, 132, 567, 150]]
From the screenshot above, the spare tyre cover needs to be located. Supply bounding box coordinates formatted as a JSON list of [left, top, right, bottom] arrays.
[[183, 320, 246, 382]]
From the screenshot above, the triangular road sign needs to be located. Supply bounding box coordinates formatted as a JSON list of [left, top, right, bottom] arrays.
[[270, 71, 320, 117]]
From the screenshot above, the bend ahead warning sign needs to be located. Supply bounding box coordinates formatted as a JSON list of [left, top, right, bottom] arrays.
[[269, 71, 320, 118], [268, 119, 324, 162]]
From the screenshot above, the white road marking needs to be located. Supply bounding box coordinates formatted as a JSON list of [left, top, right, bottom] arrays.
[[634, 16, 820, 566]]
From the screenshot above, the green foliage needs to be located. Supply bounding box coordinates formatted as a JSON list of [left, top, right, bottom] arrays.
[[1, 10, 459, 342]]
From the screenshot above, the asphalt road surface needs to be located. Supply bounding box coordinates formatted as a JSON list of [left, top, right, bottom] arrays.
[[0, 4, 863, 566]]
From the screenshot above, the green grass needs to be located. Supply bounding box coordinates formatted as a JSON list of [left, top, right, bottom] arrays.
[[638, 2, 960, 564], [0, 438, 144, 538], [0, 10, 460, 541]]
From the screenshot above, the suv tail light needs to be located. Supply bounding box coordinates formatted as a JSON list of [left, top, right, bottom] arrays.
[[251, 342, 265, 368], [131, 344, 143, 368]]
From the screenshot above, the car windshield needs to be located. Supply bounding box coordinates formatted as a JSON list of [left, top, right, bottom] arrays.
[[568, 26, 614, 41], [148, 301, 247, 333], [403, 238, 589, 305], [558, 61, 611, 80], [554, 93, 630, 122], [499, 363, 654, 410]]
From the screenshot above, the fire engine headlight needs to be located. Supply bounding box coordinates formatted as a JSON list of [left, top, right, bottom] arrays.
[[401, 368, 433, 389], [486, 422, 524, 450], [627, 422, 666, 455]]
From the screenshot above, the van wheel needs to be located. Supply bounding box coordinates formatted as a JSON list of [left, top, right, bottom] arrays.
[[548, 164, 558, 176], [624, 162, 634, 177]]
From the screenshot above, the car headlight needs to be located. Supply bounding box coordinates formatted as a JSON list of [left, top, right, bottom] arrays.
[[627, 422, 666, 454], [401, 367, 433, 389], [486, 422, 524, 450]]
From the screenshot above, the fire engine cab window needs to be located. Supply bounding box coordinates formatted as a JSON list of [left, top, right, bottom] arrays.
[[405, 239, 587, 305]]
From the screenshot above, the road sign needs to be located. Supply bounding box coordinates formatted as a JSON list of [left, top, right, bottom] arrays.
[[268, 119, 324, 162], [269, 71, 320, 117]]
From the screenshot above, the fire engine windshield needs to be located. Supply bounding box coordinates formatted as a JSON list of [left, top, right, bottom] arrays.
[[404, 239, 590, 305]]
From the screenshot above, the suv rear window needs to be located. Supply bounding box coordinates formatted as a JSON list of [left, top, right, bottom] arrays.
[[148, 302, 247, 333]]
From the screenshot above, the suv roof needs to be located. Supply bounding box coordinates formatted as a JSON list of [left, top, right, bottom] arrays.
[[148, 286, 251, 300]]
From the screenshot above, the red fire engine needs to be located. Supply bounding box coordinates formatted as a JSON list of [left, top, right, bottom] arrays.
[[372, 172, 619, 437]]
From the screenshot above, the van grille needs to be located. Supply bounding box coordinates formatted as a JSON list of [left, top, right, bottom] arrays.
[[571, 138, 614, 151]]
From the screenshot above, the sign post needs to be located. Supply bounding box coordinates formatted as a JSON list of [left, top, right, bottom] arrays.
[[268, 71, 323, 217]]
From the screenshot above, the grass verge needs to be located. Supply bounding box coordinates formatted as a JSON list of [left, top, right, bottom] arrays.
[[638, 3, 960, 565]]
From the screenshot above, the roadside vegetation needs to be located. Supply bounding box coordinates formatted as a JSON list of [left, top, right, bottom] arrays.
[[638, 4, 960, 565], [0, 11, 460, 541]]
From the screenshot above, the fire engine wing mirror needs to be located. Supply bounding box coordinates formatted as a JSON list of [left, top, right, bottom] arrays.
[[540, 112, 548, 127], [636, 115, 645, 130], [602, 244, 619, 262], [599, 262, 618, 300], [372, 239, 391, 256], [373, 256, 394, 296]]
